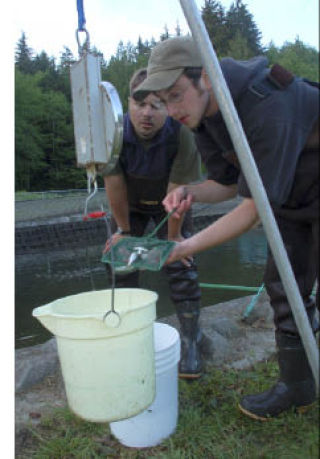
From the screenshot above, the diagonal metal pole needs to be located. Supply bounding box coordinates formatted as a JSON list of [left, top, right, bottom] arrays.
[[179, 0, 319, 391]]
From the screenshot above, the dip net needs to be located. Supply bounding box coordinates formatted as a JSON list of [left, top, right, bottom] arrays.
[[101, 236, 175, 271], [101, 210, 176, 271]]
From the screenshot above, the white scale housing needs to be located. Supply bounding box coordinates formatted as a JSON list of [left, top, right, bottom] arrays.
[[70, 53, 123, 168]]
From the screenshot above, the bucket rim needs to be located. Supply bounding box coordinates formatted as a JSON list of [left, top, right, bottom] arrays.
[[32, 288, 158, 320], [153, 322, 180, 352]]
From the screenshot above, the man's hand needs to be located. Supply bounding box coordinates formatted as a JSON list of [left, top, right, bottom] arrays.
[[103, 233, 126, 253], [167, 234, 193, 267], [166, 240, 192, 265], [162, 186, 193, 218]]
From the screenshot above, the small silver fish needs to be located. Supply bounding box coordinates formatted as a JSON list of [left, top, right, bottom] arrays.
[[128, 252, 138, 266], [127, 247, 148, 266]]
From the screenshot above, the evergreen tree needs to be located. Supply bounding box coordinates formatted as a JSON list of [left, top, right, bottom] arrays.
[[33, 51, 55, 73], [15, 70, 46, 190], [15, 32, 35, 73], [264, 41, 279, 63], [150, 37, 157, 48], [53, 47, 77, 102], [125, 41, 137, 62], [40, 89, 84, 189], [90, 45, 105, 62], [102, 38, 152, 111], [225, 0, 262, 57], [175, 21, 182, 37], [137, 36, 146, 55], [201, 0, 229, 56], [15, 65, 83, 190], [115, 41, 126, 60], [135, 37, 152, 67], [160, 25, 170, 41], [102, 51, 136, 111], [60, 47, 76, 69], [226, 30, 252, 59]]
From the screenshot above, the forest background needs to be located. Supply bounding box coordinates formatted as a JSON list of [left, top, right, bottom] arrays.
[[15, 0, 319, 192]]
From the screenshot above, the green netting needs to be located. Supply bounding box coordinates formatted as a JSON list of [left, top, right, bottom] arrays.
[[101, 236, 176, 271]]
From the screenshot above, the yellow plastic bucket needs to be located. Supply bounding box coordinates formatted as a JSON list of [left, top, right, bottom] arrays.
[[32, 288, 157, 422]]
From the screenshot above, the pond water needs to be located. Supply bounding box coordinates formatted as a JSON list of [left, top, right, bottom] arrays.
[[15, 227, 267, 348]]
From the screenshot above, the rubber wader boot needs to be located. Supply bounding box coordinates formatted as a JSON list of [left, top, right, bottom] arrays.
[[175, 300, 203, 379], [238, 331, 316, 420]]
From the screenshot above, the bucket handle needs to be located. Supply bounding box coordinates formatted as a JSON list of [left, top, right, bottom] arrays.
[[102, 299, 156, 327], [103, 310, 121, 328]]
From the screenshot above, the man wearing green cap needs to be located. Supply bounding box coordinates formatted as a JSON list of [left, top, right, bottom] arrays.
[[134, 36, 319, 420], [101, 67, 206, 379]]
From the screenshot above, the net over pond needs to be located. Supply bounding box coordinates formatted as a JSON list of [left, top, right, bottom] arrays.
[[101, 236, 176, 272]]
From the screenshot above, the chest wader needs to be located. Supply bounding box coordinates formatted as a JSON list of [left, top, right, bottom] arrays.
[[163, 212, 203, 379], [238, 68, 319, 419], [105, 117, 180, 289]]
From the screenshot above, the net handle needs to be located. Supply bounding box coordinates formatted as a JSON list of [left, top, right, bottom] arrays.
[[146, 207, 178, 238]]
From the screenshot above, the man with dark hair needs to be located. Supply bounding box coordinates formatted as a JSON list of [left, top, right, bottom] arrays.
[[134, 36, 319, 419], [101, 67, 205, 379]]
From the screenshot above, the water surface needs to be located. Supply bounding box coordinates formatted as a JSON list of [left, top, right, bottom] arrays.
[[15, 228, 267, 348]]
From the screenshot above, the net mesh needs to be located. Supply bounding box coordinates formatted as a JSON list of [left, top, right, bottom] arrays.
[[101, 236, 176, 271]]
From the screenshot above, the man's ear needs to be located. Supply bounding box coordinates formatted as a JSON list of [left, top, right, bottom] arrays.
[[201, 69, 212, 90], [200, 68, 219, 115]]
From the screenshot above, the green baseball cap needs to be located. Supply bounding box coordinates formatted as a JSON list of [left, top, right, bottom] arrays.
[[133, 36, 203, 98]]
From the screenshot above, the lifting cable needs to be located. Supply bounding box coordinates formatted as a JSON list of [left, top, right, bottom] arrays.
[[76, 0, 86, 31], [76, 0, 90, 56]]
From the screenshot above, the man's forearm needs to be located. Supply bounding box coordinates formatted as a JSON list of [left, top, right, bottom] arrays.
[[185, 180, 238, 204], [167, 182, 185, 238], [182, 198, 259, 256], [167, 215, 184, 239], [104, 175, 130, 231]]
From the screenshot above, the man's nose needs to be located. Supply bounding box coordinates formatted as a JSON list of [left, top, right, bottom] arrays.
[[167, 103, 179, 119], [141, 105, 153, 116]]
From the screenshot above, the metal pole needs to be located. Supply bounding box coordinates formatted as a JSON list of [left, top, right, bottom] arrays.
[[179, 0, 319, 390]]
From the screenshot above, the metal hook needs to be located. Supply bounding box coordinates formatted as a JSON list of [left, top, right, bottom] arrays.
[[76, 28, 90, 56], [84, 168, 98, 216]]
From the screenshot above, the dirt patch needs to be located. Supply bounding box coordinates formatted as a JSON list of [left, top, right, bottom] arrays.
[[15, 368, 67, 434]]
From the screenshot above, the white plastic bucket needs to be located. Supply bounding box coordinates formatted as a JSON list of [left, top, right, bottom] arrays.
[[110, 322, 181, 447], [32, 288, 157, 422]]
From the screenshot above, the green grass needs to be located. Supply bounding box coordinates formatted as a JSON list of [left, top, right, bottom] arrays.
[[15, 190, 90, 201], [17, 360, 319, 458], [15, 191, 45, 201]]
